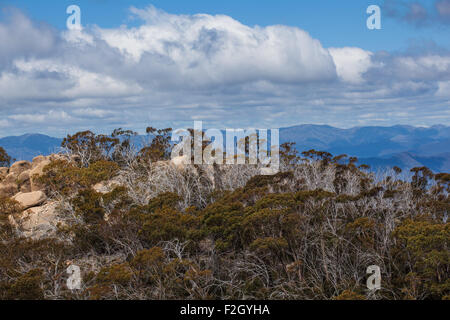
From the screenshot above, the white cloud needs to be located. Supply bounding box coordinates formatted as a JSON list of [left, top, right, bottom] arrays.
[[393, 55, 450, 80], [71, 108, 117, 118], [62, 29, 95, 45], [329, 47, 373, 83], [436, 80, 450, 96], [0, 6, 449, 136], [0, 119, 11, 128], [8, 110, 73, 124], [0, 9, 55, 64], [99, 6, 337, 86], [0, 59, 142, 101]]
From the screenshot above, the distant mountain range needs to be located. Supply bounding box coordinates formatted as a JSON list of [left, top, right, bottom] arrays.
[[279, 124, 450, 173], [0, 134, 62, 163], [1, 125, 449, 172]]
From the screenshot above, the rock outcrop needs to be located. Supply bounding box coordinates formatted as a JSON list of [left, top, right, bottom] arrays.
[[0, 167, 8, 181], [18, 170, 30, 185], [170, 155, 189, 169], [13, 191, 47, 210], [29, 156, 52, 192], [0, 157, 54, 196], [0, 156, 70, 240], [260, 167, 280, 176], [0, 183, 18, 198], [32, 155, 47, 166], [3, 172, 18, 184], [9, 201, 60, 240], [92, 178, 122, 194], [9, 160, 31, 176]]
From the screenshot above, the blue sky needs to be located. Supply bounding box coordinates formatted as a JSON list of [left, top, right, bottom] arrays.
[[4, 0, 449, 51], [0, 1, 449, 136]]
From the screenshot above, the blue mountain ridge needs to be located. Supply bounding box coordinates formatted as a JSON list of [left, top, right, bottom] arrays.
[[1, 125, 449, 172]]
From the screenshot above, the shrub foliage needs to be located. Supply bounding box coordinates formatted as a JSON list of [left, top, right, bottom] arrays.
[[0, 129, 448, 300]]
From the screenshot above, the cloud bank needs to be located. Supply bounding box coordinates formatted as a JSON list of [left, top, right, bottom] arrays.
[[385, 0, 450, 26], [0, 6, 449, 136]]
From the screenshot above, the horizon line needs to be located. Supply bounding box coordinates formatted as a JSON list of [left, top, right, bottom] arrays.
[[0, 123, 449, 140]]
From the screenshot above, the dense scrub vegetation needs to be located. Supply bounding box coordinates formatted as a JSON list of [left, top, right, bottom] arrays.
[[0, 129, 448, 300]]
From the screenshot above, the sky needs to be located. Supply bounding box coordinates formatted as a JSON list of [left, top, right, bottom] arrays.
[[0, 0, 449, 137]]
